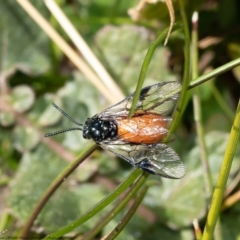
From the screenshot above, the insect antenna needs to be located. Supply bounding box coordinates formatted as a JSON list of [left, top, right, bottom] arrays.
[[52, 103, 83, 126], [45, 103, 84, 137], [45, 128, 83, 137]]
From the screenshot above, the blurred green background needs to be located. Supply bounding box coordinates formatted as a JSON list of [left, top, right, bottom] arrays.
[[0, 0, 240, 239]]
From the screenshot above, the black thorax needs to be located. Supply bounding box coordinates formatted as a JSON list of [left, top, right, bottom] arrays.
[[83, 117, 117, 142]]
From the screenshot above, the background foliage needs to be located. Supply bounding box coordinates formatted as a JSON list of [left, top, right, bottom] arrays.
[[0, 0, 240, 239]]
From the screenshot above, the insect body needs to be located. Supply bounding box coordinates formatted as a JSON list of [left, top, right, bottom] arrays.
[[117, 114, 169, 144], [46, 81, 185, 179]]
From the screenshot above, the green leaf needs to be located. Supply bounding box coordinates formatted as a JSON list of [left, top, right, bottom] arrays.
[[42, 73, 103, 152], [10, 85, 35, 112], [37, 95, 62, 127], [8, 145, 67, 221], [7, 144, 106, 233], [222, 209, 240, 239], [0, 0, 51, 74], [94, 25, 177, 91], [0, 111, 15, 127], [12, 126, 40, 152]]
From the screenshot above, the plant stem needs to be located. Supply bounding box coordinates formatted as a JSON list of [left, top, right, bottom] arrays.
[[189, 58, 240, 89], [128, 23, 180, 118], [170, 0, 191, 133], [42, 169, 142, 239], [202, 99, 240, 240], [105, 184, 149, 240], [191, 11, 213, 201], [19, 144, 97, 239], [82, 171, 148, 240]]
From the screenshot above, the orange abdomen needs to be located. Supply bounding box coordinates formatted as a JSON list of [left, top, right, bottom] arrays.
[[117, 114, 169, 144]]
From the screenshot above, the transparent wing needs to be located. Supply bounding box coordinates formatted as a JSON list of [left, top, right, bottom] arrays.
[[100, 141, 185, 179], [98, 81, 181, 119]]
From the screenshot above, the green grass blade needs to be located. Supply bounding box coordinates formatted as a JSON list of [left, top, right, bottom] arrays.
[[202, 100, 240, 240]]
